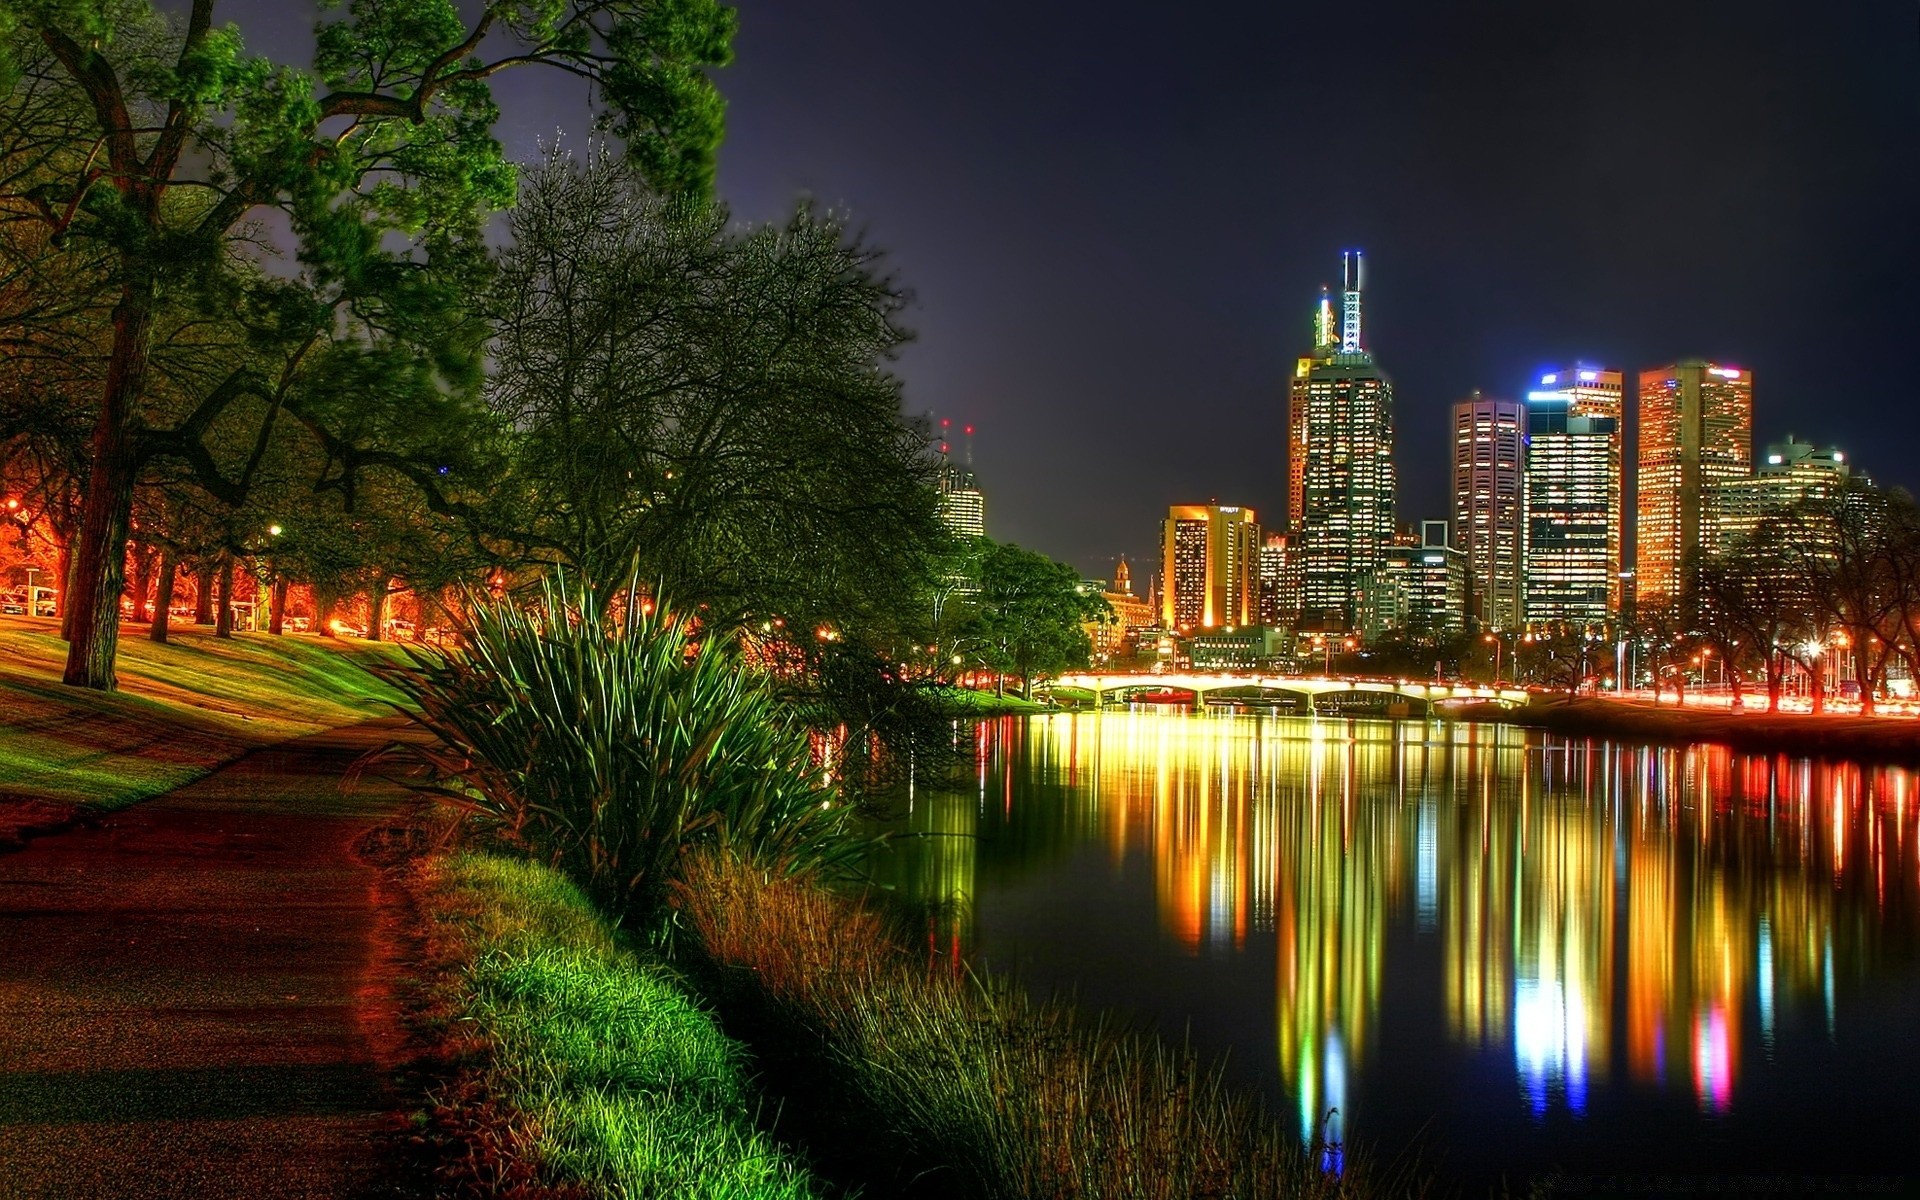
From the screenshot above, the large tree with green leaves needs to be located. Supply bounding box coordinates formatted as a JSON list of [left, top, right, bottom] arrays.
[[0, 0, 735, 689], [485, 145, 947, 640], [967, 538, 1109, 699]]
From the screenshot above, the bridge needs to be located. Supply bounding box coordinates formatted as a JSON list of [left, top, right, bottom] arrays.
[[1049, 672, 1530, 716]]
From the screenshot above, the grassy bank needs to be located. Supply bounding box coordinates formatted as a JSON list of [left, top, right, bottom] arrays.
[[933, 686, 1053, 716], [0, 615, 406, 844], [674, 850, 1376, 1200], [1473, 695, 1920, 765], [418, 851, 826, 1199]]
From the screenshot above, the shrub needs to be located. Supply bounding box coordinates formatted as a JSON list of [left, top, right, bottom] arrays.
[[382, 579, 872, 923]]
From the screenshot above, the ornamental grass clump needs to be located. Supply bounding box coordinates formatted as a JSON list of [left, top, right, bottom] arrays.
[[676, 850, 1377, 1200], [382, 578, 869, 923]]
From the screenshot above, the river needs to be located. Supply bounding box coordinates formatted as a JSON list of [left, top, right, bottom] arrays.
[[866, 709, 1920, 1191]]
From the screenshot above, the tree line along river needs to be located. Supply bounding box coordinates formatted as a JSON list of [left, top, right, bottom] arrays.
[[865, 710, 1920, 1190]]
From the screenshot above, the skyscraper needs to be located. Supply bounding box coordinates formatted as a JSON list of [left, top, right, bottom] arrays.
[[1531, 366, 1625, 614], [1161, 504, 1260, 631], [1451, 392, 1526, 631], [935, 461, 986, 540], [1712, 437, 1854, 552], [1525, 373, 1621, 626], [1635, 362, 1753, 609], [1288, 251, 1395, 632]]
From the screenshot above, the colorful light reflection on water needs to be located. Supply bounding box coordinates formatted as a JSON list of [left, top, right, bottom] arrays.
[[866, 711, 1920, 1185]]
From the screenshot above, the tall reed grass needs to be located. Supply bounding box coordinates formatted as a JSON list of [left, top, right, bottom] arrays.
[[676, 850, 1391, 1200], [380, 579, 871, 922]]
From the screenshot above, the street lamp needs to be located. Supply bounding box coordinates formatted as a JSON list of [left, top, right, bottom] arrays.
[[1484, 632, 1503, 684]]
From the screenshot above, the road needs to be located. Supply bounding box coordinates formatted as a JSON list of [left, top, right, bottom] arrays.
[[0, 721, 423, 1200]]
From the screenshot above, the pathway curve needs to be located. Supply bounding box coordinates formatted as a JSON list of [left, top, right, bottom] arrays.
[[0, 720, 424, 1200]]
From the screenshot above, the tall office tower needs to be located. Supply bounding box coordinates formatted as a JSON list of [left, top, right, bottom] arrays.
[[1712, 436, 1854, 552], [1532, 366, 1625, 613], [1451, 392, 1526, 631], [1161, 504, 1260, 631], [1411, 520, 1468, 639], [1287, 251, 1395, 632], [1524, 384, 1619, 626], [1635, 362, 1753, 609], [935, 461, 986, 539], [1257, 533, 1296, 626]]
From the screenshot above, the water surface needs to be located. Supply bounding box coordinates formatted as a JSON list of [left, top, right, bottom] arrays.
[[868, 711, 1920, 1189]]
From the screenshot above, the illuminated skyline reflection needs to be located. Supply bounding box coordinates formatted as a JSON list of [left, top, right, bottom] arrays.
[[868, 711, 1920, 1184]]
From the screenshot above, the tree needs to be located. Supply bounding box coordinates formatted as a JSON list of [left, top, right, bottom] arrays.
[[968, 539, 1109, 700], [485, 146, 946, 639], [0, 0, 735, 689]]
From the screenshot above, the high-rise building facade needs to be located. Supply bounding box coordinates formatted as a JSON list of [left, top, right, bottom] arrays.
[[1711, 437, 1853, 552], [1635, 362, 1752, 609], [1451, 392, 1526, 631], [1161, 504, 1260, 631], [1409, 520, 1467, 639], [1288, 251, 1395, 632], [1532, 366, 1624, 614], [1257, 533, 1296, 627], [935, 461, 986, 540], [1524, 380, 1620, 626]]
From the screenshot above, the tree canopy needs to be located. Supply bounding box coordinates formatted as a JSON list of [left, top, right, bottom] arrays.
[[0, 0, 736, 688]]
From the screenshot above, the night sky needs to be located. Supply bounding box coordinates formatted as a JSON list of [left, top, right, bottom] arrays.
[[207, 1, 1920, 580]]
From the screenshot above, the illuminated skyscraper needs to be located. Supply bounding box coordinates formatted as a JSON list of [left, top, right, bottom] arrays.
[[1525, 372, 1621, 625], [1257, 533, 1296, 626], [1635, 362, 1752, 609], [1452, 392, 1526, 631], [1529, 366, 1624, 615], [1288, 251, 1395, 632], [1161, 504, 1260, 631], [935, 462, 985, 540], [1711, 437, 1853, 552]]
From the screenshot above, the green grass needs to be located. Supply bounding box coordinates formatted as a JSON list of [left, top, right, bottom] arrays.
[[0, 615, 406, 814], [431, 852, 826, 1200], [933, 686, 1053, 714]]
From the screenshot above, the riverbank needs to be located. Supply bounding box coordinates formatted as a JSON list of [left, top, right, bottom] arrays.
[[0, 615, 404, 848], [1462, 694, 1920, 765]]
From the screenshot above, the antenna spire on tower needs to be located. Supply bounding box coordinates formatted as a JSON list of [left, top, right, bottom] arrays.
[[1340, 249, 1364, 352]]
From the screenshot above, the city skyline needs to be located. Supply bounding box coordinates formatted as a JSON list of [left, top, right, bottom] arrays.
[[176, 1, 1920, 580]]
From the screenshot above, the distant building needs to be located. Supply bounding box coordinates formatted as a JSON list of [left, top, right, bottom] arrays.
[[1712, 437, 1855, 552], [1185, 626, 1286, 672], [1452, 392, 1526, 631], [1257, 533, 1297, 627], [1635, 362, 1752, 610], [1288, 251, 1395, 632], [935, 460, 986, 540], [1085, 556, 1158, 664], [1407, 520, 1467, 639], [1524, 382, 1619, 626], [1162, 504, 1260, 632]]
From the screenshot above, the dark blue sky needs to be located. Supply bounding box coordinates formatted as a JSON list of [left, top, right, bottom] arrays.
[[209, 1, 1920, 579]]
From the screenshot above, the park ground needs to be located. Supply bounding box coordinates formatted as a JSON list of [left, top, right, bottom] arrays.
[[10, 617, 1920, 1197]]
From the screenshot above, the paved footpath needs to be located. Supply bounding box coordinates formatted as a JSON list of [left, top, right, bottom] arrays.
[[0, 721, 424, 1200]]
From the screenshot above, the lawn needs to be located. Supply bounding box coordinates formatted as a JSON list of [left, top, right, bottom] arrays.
[[0, 615, 408, 837]]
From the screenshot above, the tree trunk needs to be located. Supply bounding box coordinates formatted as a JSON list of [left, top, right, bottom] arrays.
[[214, 552, 236, 639], [269, 578, 288, 636], [316, 588, 337, 638], [367, 574, 389, 642], [55, 539, 73, 639], [1766, 652, 1783, 713], [192, 562, 215, 624], [129, 542, 155, 624], [150, 547, 177, 644], [62, 275, 156, 689]]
